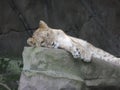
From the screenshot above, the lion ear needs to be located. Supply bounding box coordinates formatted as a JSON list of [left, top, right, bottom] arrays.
[[39, 20, 48, 29]]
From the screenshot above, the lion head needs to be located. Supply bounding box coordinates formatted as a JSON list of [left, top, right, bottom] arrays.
[[27, 20, 54, 47]]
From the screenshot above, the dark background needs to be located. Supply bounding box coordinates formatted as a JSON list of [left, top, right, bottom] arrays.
[[0, 0, 120, 58]]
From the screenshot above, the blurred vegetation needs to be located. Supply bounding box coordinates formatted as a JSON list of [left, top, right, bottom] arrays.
[[0, 57, 23, 90]]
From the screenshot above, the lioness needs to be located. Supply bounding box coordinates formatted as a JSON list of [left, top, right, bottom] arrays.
[[27, 20, 120, 64]]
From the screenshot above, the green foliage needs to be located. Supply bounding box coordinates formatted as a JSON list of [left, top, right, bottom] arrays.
[[0, 57, 23, 90], [0, 58, 10, 74]]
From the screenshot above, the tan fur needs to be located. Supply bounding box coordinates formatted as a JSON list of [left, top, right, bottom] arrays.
[[27, 20, 120, 64]]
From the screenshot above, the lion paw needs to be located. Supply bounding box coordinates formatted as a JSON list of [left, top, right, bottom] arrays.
[[51, 42, 59, 48], [71, 47, 92, 62], [72, 48, 81, 58]]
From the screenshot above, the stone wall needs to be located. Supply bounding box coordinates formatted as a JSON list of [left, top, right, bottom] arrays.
[[0, 0, 120, 57]]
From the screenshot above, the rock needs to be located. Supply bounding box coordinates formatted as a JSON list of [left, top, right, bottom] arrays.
[[0, 0, 27, 57], [19, 47, 87, 90], [19, 47, 120, 90]]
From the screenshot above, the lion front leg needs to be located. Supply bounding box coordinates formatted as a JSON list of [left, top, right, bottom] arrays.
[[50, 41, 81, 58], [50, 41, 91, 62]]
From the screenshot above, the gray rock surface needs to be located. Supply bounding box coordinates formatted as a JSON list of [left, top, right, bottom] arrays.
[[19, 47, 120, 90]]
